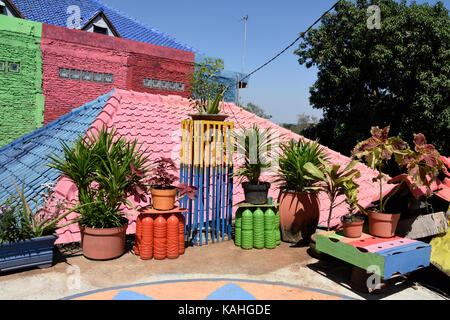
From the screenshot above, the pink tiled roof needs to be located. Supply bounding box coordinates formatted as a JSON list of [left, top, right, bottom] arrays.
[[53, 89, 393, 244]]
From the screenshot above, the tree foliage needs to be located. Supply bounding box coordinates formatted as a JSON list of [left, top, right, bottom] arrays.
[[295, 0, 450, 157], [241, 102, 272, 119], [280, 113, 319, 135]]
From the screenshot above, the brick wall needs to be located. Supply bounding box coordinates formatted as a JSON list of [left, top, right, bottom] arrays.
[[41, 24, 129, 124], [41, 23, 196, 124], [0, 15, 43, 147]]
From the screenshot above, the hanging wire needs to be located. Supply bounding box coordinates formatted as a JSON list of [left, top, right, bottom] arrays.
[[225, 0, 343, 128]]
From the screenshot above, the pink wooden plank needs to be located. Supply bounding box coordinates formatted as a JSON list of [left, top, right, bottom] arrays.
[[337, 232, 374, 244], [360, 238, 417, 253], [347, 235, 403, 248]]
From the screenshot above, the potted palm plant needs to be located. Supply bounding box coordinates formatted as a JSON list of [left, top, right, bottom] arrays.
[[275, 139, 328, 243], [148, 157, 198, 211], [188, 57, 229, 121], [47, 126, 152, 260], [232, 125, 277, 204], [0, 178, 82, 272]]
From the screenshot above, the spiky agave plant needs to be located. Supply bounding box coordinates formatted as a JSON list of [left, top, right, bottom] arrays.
[[232, 124, 278, 184], [275, 139, 328, 193]]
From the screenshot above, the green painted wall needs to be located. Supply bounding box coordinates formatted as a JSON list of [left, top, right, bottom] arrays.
[[0, 15, 43, 147]]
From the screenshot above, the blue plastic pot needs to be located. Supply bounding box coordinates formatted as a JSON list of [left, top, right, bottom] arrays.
[[0, 234, 58, 273]]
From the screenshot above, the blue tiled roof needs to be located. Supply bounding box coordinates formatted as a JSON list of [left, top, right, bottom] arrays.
[[11, 0, 199, 53], [0, 90, 113, 206]]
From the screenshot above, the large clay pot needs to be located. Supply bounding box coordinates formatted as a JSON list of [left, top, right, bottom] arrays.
[[242, 182, 270, 205], [278, 190, 320, 244], [151, 187, 178, 211], [367, 210, 401, 238], [80, 223, 128, 260]]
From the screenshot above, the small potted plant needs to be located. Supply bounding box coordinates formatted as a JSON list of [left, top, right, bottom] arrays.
[[275, 139, 328, 243], [304, 159, 362, 231], [0, 178, 82, 272], [351, 126, 411, 237], [352, 127, 447, 238], [148, 157, 198, 211], [47, 126, 152, 260], [232, 125, 277, 204], [340, 179, 365, 238], [187, 57, 229, 121]]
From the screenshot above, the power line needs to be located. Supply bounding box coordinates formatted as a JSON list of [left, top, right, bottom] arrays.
[[226, 0, 343, 126]]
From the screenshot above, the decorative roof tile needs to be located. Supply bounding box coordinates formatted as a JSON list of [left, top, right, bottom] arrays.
[[11, 0, 198, 52], [0, 90, 114, 207], [0, 89, 393, 244]]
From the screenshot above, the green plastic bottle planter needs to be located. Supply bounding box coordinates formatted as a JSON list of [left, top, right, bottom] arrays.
[[233, 206, 281, 250], [241, 209, 253, 230], [253, 208, 265, 249], [235, 210, 242, 246], [241, 230, 253, 249], [275, 211, 281, 245]]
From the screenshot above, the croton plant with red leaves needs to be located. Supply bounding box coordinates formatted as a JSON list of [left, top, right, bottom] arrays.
[[352, 126, 447, 213]]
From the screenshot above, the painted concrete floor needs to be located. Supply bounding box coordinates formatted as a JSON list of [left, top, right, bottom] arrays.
[[0, 239, 447, 300]]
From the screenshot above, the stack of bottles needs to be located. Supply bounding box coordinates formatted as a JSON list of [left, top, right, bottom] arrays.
[[134, 213, 186, 260], [234, 207, 281, 250], [241, 209, 253, 249]]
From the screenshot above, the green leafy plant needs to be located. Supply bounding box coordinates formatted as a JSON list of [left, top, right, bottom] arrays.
[[304, 159, 361, 230], [343, 178, 360, 217], [47, 126, 152, 229], [275, 139, 328, 193], [232, 125, 278, 184], [0, 196, 34, 243], [341, 214, 364, 224], [188, 57, 228, 115], [0, 178, 84, 243]]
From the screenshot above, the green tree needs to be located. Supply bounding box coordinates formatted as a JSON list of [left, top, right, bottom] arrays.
[[280, 113, 319, 135], [242, 102, 272, 119], [295, 0, 450, 157], [188, 58, 228, 114]]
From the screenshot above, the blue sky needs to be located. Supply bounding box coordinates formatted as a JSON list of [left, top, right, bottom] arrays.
[[102, 0, 448, 125]]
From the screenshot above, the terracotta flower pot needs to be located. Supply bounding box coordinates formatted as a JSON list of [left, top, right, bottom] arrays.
[[151, 187, 178, 211], [80, 223, 128, 260], [342, 219, 364, 238], [278, 190, 320, 244], [367, 210, 401, 238]]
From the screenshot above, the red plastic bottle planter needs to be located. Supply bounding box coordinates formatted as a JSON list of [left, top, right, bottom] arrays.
[[134, 214, 143, 255], [167, 214, 179, 259], [178, 213, 185, 255], [154, 215, 167, 260], [140, 216, 154, 260]]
